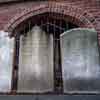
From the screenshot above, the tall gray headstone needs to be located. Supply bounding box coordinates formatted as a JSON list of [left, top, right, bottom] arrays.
[[60, 28, 100, 93], [0, 31, 14, 92], [18, 26, 54, 93]]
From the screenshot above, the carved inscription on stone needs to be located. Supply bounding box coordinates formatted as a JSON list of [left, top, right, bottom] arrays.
[[0, 31, 14, 92], [60, 28, 100, 93], [18, 26, 54, 93]]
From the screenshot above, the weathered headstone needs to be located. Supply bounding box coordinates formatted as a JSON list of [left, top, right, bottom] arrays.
[[60, 28, 100, 93], [18, 26, 54, 93], [0, 31, 14, 92]]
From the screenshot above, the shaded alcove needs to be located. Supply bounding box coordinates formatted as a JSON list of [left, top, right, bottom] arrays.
[[12, 12, 78, 93], [0, 11, 99, 94]]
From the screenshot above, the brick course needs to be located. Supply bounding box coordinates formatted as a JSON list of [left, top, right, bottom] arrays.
[[0, 0, 99, 42]]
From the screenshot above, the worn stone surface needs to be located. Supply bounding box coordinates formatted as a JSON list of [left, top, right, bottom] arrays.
[[18, 26, 54, 93], [0, 31, 14, 92], [60, 28, 100, 93]]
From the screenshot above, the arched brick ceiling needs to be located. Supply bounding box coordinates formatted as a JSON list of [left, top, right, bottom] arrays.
[[0, 0, 99, 38]]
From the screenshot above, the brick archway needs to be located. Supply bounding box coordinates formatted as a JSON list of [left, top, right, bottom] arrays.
[[3, 2, 96, 35]]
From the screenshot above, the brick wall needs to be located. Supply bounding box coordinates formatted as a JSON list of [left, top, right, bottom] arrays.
[[0, 0, 99, 42]]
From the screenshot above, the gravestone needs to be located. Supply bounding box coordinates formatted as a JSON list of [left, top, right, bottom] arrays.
[[0, 31, 14, 92], [18, 26, 54, 93], [60, 28, 100, 93]]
